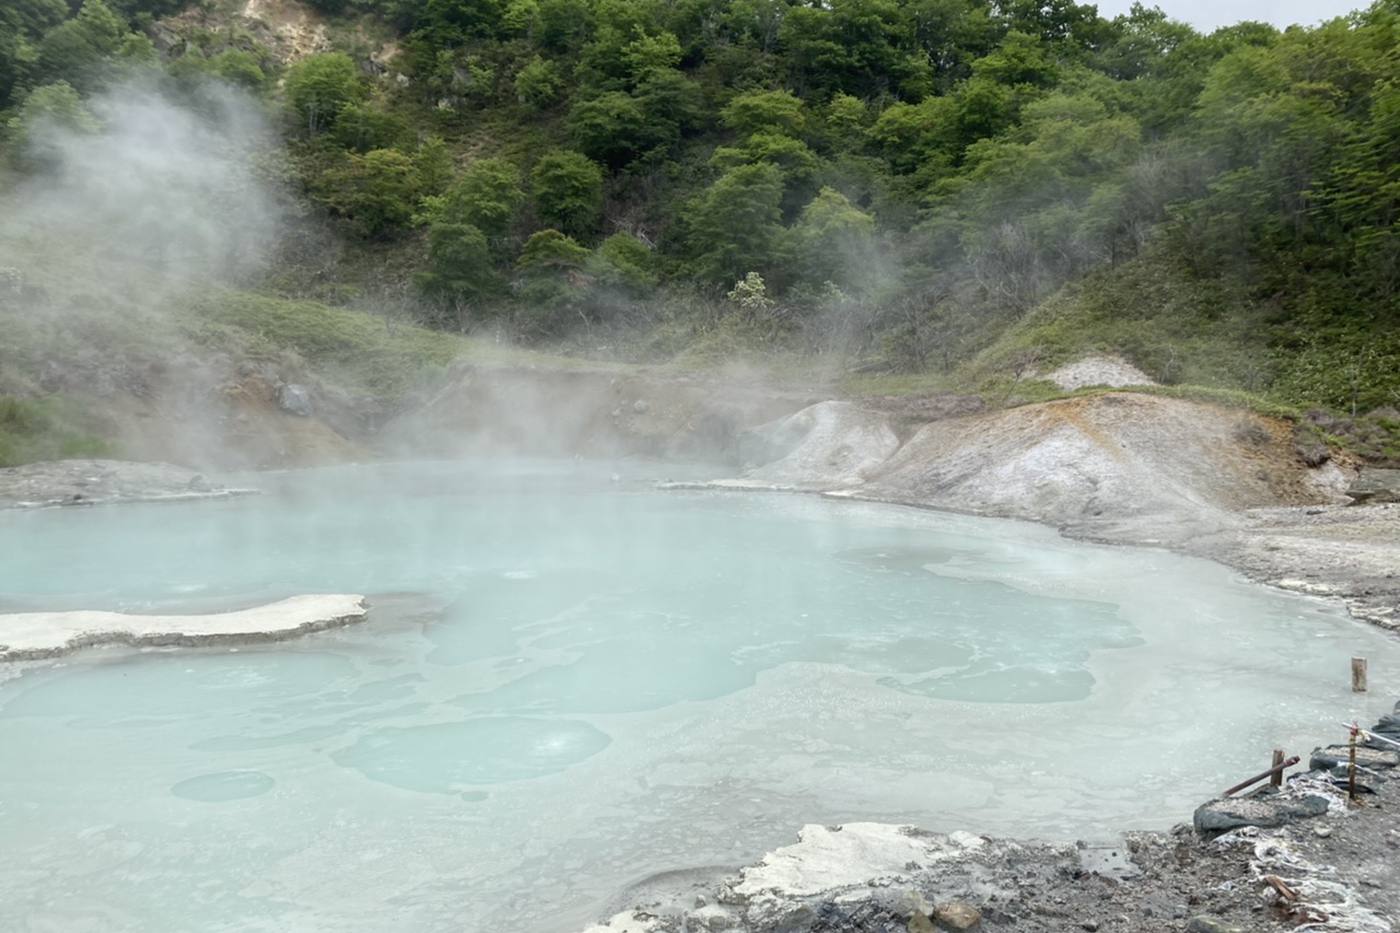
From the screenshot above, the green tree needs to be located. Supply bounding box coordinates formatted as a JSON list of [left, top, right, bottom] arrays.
[[633, 67, 704, 140], [567, 91, 649, 167], [32, 0, 127, 90], [0, 0, 67, 107], [531, 149, 604, 237], [207, 50, 269, 91], [537, 0, 594, 52], [970, 30, 1059, 87], [5, 80, 98, 164], [790, 186, 877, 289], [514, 55, 563, 109], [418, 221, 498, 308], [436, 157, 526, 239], [414, 136, 455, 196], [416, 0, 506, 45], [318, 148, 421, 237], [685, 162, 786, 283], [284, 52, 366, 135], [517, 228, 591, 270], [720, 89, 806, 137], [621, 30, 683, 80], [502, 0, 540, 34], [777, 0, 926, 99], [823, 93, 869, 150], [331, 102, 413, 153], [588, 232, 656, 292], [514, 229, 591, 333]]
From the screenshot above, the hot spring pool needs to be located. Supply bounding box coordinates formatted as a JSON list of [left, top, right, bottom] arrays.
[[0, 460, 1394, 932]]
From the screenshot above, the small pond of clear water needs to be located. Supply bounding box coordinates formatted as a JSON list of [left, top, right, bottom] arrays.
[[0, 460, 1394, 932]]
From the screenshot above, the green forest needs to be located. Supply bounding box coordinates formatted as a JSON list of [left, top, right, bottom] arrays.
[[2, 0, 1398, 426]]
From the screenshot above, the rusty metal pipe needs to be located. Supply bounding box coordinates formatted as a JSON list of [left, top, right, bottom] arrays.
[[1222, 755, 1300, 797]]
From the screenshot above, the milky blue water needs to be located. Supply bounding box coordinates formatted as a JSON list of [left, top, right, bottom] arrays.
[[0, 460, 1394, 933]]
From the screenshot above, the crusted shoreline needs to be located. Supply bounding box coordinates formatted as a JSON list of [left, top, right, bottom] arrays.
[[0, 594, 369, 662], [849, 489, 1400, 635], [586, 709, 1400, 933], [0, 459, 257, 509]]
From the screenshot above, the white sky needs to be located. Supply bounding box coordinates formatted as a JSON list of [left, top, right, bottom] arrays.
[[1093, 0, 1362, 30]]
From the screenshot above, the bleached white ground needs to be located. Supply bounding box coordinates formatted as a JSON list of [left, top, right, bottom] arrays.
[[0, 594, 367, 660], [741, 401, 899, 488], [734, 823, 985, 898], [1043, 355, 1156, 390]]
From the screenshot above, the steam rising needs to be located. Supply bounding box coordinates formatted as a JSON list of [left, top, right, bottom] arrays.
[[1, 81, 280, 292]]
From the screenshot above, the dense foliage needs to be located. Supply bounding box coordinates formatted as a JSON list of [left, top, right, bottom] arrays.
[[2, 0, 1399, 412]]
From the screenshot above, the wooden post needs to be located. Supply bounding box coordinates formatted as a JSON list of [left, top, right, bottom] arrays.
[[1352, 657, 1368, 693], [1348, 723, 1359, 804], [1271, 749, 1285, 788]]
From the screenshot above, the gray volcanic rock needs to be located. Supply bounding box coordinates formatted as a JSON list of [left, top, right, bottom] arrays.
[[1347, 469, 1400, 504], [1310, 745, 1400, 774], [278, 382, 314, 416], [1192, 792, 1330, 835], [739, 401, 899, 488]]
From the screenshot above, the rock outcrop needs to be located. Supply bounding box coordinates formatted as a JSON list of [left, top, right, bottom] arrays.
[[277, 382, 314, 416], [1348, 468, 1400, 504], [739, 401, 899, 488], [862, 393, 1322, 525], [723, 392, 1342, 531], [1192, 791, 1330, 836]]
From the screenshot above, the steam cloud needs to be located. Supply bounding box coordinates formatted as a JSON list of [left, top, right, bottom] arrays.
[[1, 80, 281, 292]]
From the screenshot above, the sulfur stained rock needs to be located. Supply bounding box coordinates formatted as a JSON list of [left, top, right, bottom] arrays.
[[932, 901, 980, 931]]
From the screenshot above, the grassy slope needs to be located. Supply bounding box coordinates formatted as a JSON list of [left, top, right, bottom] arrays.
[[184, 289, 633, 394], [0, 397, 113, 467]]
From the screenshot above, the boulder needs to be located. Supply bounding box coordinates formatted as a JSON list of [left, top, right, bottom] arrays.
[[1192, 792, 1330, 835], [278, 383, 314, 417], [932, 900, 981, 931], [1370, 700, 1400, 741], [1309, 744, 1400, 774], [1347, 468, 1400, 504]]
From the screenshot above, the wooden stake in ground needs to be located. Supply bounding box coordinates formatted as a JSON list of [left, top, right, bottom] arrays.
[[1271, 749, 1285, 788], [1263, 874, 1299, 903], [1348, 723, 1359, 805], [1352, 657, 1368, 693]]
